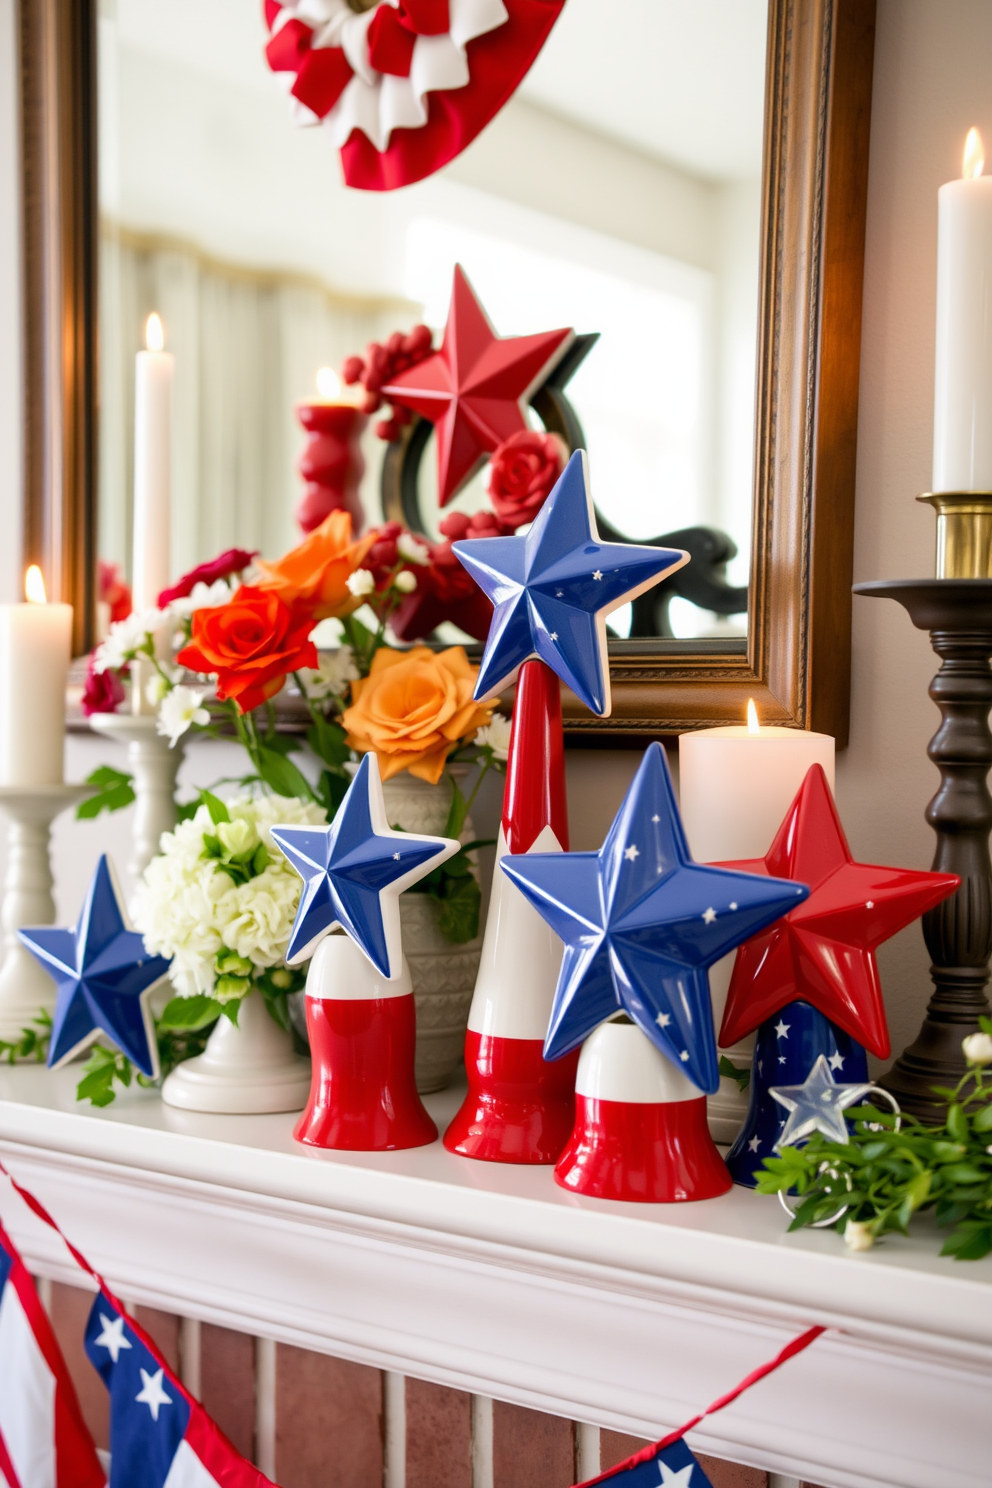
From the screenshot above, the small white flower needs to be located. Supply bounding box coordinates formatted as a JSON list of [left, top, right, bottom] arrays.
[[475, 713, 512, 761], [93, 608, 165, 673], [166, 579, 234, 620], [963, 1032, 992, 1066], [301, 647, 359, 701], [145, 672, 170, 707], [346, 568, 376, 597], [157, 685, 210, 747], [394, 569, 417, 594], [843, 1219, 875, 1252], [397, 532, 429, 565]]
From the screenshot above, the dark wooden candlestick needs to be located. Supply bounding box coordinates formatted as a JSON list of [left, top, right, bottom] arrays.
[[854, 579, 992, 1120]]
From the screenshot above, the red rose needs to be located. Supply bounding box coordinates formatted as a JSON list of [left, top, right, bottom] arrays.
[[158, 548, 258, 607], [176, 587, 318, 713], [98, 560, 132, 624], [487, 431, 566, 530], [81, 651, 126, 717]]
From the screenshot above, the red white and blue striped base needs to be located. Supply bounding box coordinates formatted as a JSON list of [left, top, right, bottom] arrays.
[[554, 1022, 732, 1203], [294, 935, 437, 1151], [445, 660, 577, 1164]]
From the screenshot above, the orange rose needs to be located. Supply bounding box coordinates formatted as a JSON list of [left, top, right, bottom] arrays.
[[254, 509, 375, 619], [177, 586, 318, 713], [342, 646, 493, 784]]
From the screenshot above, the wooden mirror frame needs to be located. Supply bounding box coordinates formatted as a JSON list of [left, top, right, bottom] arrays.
[[17, 0, 875, 747]]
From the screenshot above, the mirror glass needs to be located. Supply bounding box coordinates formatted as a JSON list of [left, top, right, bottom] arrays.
[[96, 0, 767, 644]]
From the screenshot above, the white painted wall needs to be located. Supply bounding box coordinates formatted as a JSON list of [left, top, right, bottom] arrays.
[[0, 0, 987, 1080]]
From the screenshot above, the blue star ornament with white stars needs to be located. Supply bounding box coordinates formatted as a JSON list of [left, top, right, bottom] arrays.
[[592, 1436, 715, 1486], [452, 450, 688, 715], [18, 855, 168, 1078], [501, 743, 810, 1094], [271, 752, 460, 978]]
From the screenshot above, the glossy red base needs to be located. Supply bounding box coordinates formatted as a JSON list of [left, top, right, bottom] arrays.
[[443, 1031, 579, 1164], [555, 1094, 732, 1203], [294, 995, 437, 1151]]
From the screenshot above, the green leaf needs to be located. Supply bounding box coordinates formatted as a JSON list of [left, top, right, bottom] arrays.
[[947, 1103, 969, 1142], [254, 745, 315, 801], [443, 775, 470, 842], [941, 1224, 992, 1261], [941, 1163, 988, 1185], [718, 1055, 751, 1093], [316, 768, 350, 818], [972, 1102, 992, 1132], [200, 789, 230, 825], [76, 765, 135, 820], [219, 999, 241, 1027], [307, 717, 350, 770], [436, 874, 482, 943], [157, 994, 223, 1031]]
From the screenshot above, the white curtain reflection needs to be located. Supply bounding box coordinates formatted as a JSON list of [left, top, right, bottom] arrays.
[[99, 224, 410, 582]]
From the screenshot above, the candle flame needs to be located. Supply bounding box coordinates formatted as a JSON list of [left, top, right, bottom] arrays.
[[316, 366, 341, 400], [963, 127, 985, 179], [145, 313, 165, 352], [25, 565, 47, 604], [746, 698, 760, 735]]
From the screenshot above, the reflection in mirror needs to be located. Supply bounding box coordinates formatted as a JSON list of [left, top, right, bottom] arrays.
[[96, 0, 767, 646]]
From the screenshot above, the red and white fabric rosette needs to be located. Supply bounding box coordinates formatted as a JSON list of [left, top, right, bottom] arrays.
[[263, 0, 564, 190]]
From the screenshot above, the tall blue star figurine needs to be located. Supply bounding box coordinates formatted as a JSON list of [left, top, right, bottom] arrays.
[[271, 753, 460, 978], [501, 743, 810, 1093], [452, 450, 687, 715], [18, 855, 169, 1078]]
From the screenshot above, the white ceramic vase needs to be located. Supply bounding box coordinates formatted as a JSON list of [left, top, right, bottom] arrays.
[[161, 987, 311, 1114], [383, 768, 484, 1092]]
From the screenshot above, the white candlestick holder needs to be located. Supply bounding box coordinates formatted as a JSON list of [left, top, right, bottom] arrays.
[[89, 713, 184, 893], [0, 783, 93, 1042]]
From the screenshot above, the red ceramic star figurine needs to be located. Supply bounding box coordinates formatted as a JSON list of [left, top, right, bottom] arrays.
[[382, 265, 572, 506], [717, 764, 959, 1058]]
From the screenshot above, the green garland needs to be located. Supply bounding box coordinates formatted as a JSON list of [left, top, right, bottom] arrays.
[[755, 1020, 992, 1259]]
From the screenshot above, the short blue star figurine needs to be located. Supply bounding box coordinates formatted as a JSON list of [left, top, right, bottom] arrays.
[[18, 855, 169, 1078], [271, 753, 460, 978], [452, 450, 687, 715], [501, 743, 810, 1093]]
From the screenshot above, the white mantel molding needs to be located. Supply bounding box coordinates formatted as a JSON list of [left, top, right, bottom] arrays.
[[0, 1069, 990, 1488]]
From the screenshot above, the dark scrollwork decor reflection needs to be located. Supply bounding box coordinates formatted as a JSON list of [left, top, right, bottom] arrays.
[[380, 334, 748, 642]]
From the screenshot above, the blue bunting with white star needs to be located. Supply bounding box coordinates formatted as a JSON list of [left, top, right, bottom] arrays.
[[501, 742, 809, 1094], [271, 752, 459, 978], [18, 855, 168, 1078], [585, 1437, 715, 1487], [452, 450, 687, 715], [725, 1000, 869, 1187]]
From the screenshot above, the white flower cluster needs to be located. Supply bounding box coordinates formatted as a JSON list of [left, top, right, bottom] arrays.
[[474, 713, 512, 761], [300, 646, 359, 702], [133, 794, 326, 999]]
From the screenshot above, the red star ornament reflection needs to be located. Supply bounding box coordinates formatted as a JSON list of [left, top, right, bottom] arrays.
[[382, 265, 572, 505], [717, 764, 959, 1058]]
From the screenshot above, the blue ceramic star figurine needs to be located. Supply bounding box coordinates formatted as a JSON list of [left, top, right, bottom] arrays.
[[271, 753, 459, 978], [501, 743, 810, 1093], [769, 1054, 876, 1147], [452, 450, 687, 715], [18, 855, 169, 1078]]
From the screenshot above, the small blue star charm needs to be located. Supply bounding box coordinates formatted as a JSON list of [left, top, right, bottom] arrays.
[[18, 855, 169, 1078], [271, 753, 459, 978], [770, 1053, 876, 1147], [452, 450, 687, 715], [501, 743, 810, 1093]]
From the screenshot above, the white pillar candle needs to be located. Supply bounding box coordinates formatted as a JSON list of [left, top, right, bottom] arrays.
[[132, 312, 173, 610], [933, 128, 992, 492], [0, 567, 72, 786], [678, 701, 835, 864]]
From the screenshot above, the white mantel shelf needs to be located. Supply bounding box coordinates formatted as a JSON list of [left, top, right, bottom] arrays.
[[0, 1070, 989, 1488]]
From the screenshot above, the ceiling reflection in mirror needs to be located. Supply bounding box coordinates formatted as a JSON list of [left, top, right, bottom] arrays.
[[97, 0, 767, 646]]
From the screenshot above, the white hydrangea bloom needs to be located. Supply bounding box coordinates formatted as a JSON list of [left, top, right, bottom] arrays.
[[346, 568, 375, 597], [166, 579, 235, 620], [133, 793, 327, 997], [475, 713, 512, 761], [300, 647, 359, 701]]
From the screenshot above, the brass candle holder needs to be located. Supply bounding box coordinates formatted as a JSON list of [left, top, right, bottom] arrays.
[[918, 492, 992, 578]]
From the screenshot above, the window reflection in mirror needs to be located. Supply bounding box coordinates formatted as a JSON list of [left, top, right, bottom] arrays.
[[96, 0, 767, 645]]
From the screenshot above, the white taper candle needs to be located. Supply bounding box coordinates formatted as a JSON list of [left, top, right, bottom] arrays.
[[0, 567, 71, 786], [132, 312, 173, 611]]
